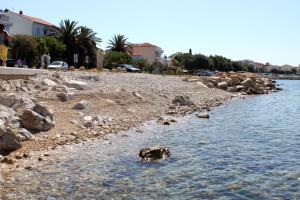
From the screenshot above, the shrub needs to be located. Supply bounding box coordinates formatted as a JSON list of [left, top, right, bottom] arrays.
[[11, 35, 66, 67], [103, 51, 132, 69], [133, 59, 150, 72]]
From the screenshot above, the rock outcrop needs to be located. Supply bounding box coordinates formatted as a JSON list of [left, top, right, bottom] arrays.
[[17, 128, 35, 141], [172, 95, 195, 106], [21, 109, 54, 131], [57, 92, 75, 102], [217, 82, 228, 90], [0, 94, 35, 110], [202, 72, 280, 95], [33, 103, 54, 120], [0, 97, 55, 153], [74, 100, 90, 110], [0, 126, 22, 152], [64, 80, 90, 90], [43, 78, 58, 87]]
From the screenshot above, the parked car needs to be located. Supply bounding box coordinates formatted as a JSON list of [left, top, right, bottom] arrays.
[[195, 70, 214, 76], [47, 61, 69, 70], [118, 64, 141, 73]]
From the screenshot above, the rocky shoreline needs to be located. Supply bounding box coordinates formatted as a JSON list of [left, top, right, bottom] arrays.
[[0, 71, 280, 172], [270, 74, 300, 80]]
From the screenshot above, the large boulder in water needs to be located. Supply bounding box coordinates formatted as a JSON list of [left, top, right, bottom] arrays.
[[139, 146, 170, 161]]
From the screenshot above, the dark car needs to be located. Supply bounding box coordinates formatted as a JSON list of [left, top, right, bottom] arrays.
[[0, 59, 15, 67], [118, 64, 141, 73], [195, 70, 214, 76]]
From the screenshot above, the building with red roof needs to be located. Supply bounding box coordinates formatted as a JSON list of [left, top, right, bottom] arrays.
[[1, 9, 57, 36], [131, 43, 164, 64]]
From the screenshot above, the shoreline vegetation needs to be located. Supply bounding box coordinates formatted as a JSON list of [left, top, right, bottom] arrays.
[[0, 69, 280, 173]]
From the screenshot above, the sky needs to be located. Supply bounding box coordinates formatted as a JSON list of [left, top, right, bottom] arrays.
[[2, 0, 300, 66]]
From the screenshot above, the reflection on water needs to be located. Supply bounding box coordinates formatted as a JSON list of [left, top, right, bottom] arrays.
[[1, 80, 300, 200]]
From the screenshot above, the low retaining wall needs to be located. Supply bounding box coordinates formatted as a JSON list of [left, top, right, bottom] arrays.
[[0, 67, 44, 80]]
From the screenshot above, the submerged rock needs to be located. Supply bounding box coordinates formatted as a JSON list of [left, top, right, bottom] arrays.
[[157, 116, 177, 126], [139, 146, 170, 161], [196, 113, 210, 119]]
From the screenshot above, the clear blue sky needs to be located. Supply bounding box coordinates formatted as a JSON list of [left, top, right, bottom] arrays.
[[2, 0, 300, 66]]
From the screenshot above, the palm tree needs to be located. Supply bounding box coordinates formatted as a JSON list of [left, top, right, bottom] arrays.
[[78, 26, 102, 45], [107, 34, 132, 54], [56, 20, 101, 67], [77, 26, 101, 67], [57, 19, 80, 65]]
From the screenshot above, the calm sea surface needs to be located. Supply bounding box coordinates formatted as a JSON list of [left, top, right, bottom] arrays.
[[1, 80, 300, 200]]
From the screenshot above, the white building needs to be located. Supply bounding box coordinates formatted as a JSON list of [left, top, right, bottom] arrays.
[[0, 9, 57, 36]]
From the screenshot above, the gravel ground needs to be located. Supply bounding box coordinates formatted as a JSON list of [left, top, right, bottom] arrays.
[[0, 71, 233, 170]]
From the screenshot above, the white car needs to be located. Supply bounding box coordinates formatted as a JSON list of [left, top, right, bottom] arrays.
[[47, 61, 69, 70]]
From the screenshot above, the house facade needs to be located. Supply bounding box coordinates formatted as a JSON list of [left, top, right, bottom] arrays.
[[131, 43, 164, 64], [0, 10, 11, 30], [0, 9, 57, 36]]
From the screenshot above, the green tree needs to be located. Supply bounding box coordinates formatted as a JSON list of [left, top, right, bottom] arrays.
[[183, 54, 209, 73], [103, 51, 132, 69], [170, 52, 209, 73], [170, 52, 191, 66], [35, 37, 48, 56], [44, 37, 66, 61], [107, 34, 132, 54], [209, 55, 233, 72]]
